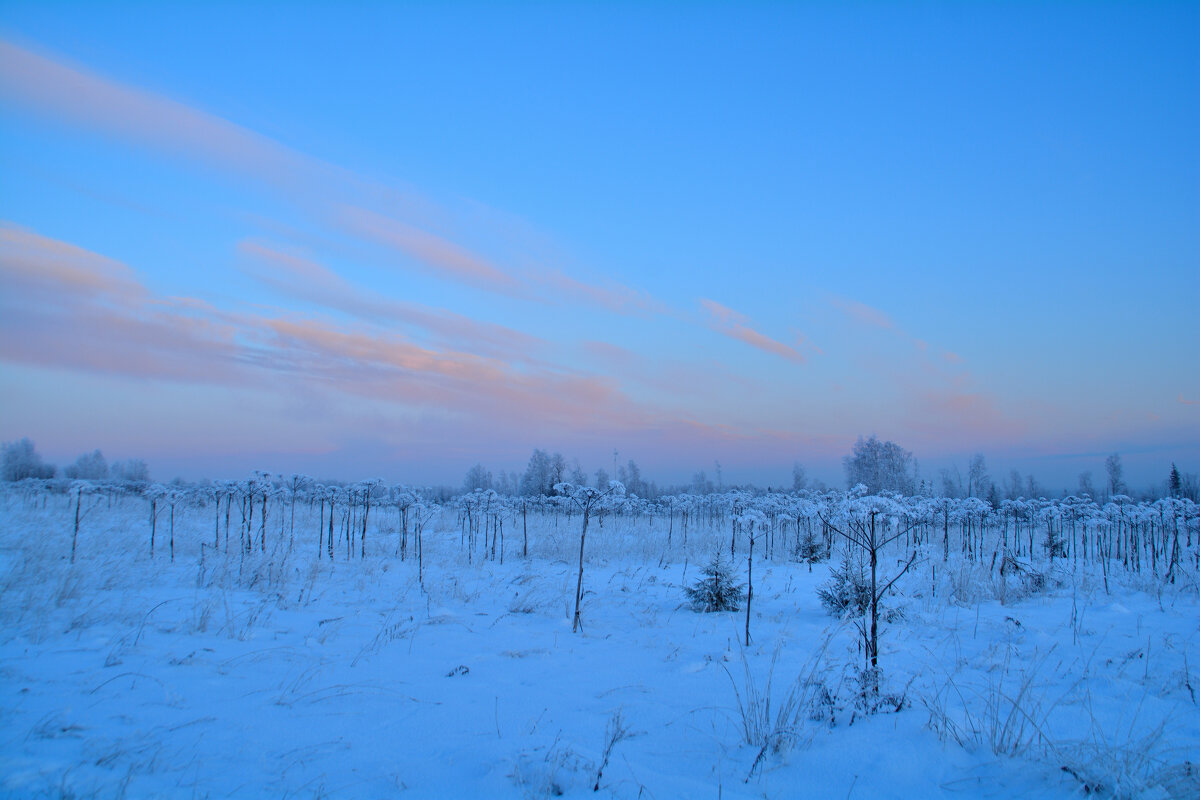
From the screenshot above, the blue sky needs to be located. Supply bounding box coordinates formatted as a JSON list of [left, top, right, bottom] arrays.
[[1, 2, 1197, 490]]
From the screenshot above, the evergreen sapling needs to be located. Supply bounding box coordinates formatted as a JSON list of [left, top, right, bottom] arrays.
[[685, 553, 745, 612]]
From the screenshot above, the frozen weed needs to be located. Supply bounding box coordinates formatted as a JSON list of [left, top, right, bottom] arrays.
[[724, 638, 838, 779], [351, 609, 417, 666], [592, 709, 634, 791], [1056, 691, 1182, 799], [511, 735, 593, 799], [924, 645, 1187, 798], [923, 646, 1070, 757]]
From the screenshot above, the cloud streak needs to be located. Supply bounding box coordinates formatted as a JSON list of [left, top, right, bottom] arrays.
[[0, 37, 662, 318], [699, 299, 808, 364], [0, 39, 321, 190], [336, 206, 526, 297], [0, 223, 145, 304], [237, 241, 543, 361], [0, 224, 684, 448], [829, 296, 896, 330]]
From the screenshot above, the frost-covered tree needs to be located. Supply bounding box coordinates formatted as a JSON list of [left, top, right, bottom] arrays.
[[549, 452, 567, 488], [494, 470, 519, 496], [1105, 452, 1125, 498], [792, 462, 807, 492], [1, 438, 55, 481], [1168, 464, 1183, 498], [65, 449, 108, 480], [520, 449, 563, 496], [462, 463, 493, 493], [111, 458, 150, 483], [967, 453, 990, 499], [617, 459, 645, 498], [939, 466, 962, 498], [843, 436, 915, 495], [1005, 469, 1023, 501]]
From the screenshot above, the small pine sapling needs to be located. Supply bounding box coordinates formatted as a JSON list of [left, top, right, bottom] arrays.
[[685, 552, 745, 612], [796, 526, 826, 572], [817, 553, 872, 617]]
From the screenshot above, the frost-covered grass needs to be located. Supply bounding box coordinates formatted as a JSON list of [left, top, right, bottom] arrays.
[[1, 491, 1197, 798]]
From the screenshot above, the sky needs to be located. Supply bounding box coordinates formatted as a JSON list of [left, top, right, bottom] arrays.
[[0, 2, 1197, 492]]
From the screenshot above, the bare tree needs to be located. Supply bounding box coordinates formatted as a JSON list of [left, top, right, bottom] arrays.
[[69, 481, 98, 564], [819, 497, 920, 695], [555, 480, 625, 633]]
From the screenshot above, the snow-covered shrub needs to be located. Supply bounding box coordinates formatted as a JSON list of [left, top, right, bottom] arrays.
[[794, 526, 827, 570], [817, 554, 872, 618], [853, 666, 909, 715], [684, 552, 744, 612]]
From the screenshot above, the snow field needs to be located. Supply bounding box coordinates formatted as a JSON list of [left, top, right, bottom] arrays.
[[1, 491, 1197, 799]]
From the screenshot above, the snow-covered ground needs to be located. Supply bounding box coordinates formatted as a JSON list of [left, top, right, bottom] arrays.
[[2, 491, 1197, 798]]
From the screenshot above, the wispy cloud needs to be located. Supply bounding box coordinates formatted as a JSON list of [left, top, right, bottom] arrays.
[[699, 299, 809, 364], [0, 223, 145, 303], [238, 241, 543, 361], [0, 39, 320, 190], [829, 296, 896, 330], [536, 268, 662, 315], [0, 37, 662, 318], [7, 224, 881, 472], [336, 206, 526, 297], [0, 224, 675, 443], [904, 389, 1026, 445]]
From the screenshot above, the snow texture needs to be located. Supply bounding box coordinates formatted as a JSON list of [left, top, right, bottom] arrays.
[[1, 484, 1197, 799]]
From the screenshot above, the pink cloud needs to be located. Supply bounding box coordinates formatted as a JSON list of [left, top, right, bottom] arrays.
[[238, 240, 544, 360], [0, 40, 319, 190], [339, 206, 665, 315], [338, 205, 525, 296], [1179, 393, 1199, 406], [0, 222, 145, 303], [903, 389, 1026, 446], [699, 299, 808, 364], [581, 340, 637, 366], [1, 38, 664, 318], [537, 268, 661, 315], [1, 226, 690, 448], [3, 223, 880, 481], [829, 296, 896, 330]]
